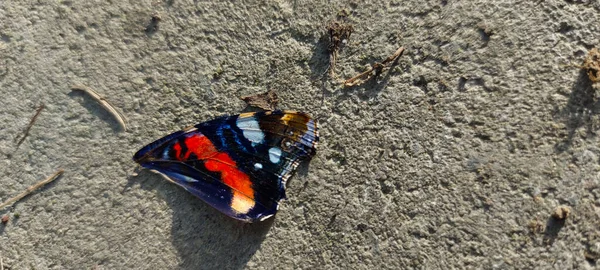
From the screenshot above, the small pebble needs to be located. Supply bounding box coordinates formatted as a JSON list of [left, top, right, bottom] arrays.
[[552, 205, 571, 220]]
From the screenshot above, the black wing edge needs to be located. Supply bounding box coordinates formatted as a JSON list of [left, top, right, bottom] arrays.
[[133, 130, 186, 162]]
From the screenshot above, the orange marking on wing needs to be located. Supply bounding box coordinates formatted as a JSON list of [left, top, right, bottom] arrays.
[[205, 153, 255, 198], [230, 192, 255, 214], [238, 112, 257, 118], [205, 152, 256, 213]]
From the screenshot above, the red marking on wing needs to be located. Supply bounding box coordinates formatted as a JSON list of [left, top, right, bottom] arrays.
[[182, 134, 218, 160], [204, 153, 254, 200], [173, 142, 183, 160], [183, 133, 255, 202]]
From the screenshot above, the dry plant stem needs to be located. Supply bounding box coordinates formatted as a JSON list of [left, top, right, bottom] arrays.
[[381, 47, 405, 65], [0, 169, 64, 210], [71, 84, 127, 131], [15, 104, 45, 147], [343, 65, 381, 87], [329, 52, 338, 78], [343, 47, 405, 87]]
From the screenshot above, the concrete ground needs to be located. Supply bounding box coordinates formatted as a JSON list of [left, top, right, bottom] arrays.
[[1, 0, 599, 269]]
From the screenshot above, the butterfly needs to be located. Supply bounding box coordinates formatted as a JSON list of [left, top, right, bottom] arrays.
[[133, 110, 319, 222]]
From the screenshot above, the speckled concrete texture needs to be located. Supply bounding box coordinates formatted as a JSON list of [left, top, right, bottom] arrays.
[[1, 0, 600, 269]]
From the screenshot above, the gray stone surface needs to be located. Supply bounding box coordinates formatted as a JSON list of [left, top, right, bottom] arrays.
[[1, 0, 600, 269]]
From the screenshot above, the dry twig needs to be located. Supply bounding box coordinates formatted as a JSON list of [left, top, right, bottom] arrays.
[[15, 104, 45, 148], [343, 47, 405, 87], [71, 84, 127, 131], [0, 169, 64, 210]]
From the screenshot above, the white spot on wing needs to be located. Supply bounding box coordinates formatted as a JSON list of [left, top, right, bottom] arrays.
[[269, 147, 282, 163], [259, 214, 274, 221], [254, 163, 263, 170], [236, 117, 264, 144], [180, 175, 199, 182]]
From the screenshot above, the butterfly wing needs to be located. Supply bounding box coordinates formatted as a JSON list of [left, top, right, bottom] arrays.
[[133, 110, 318, 222]]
